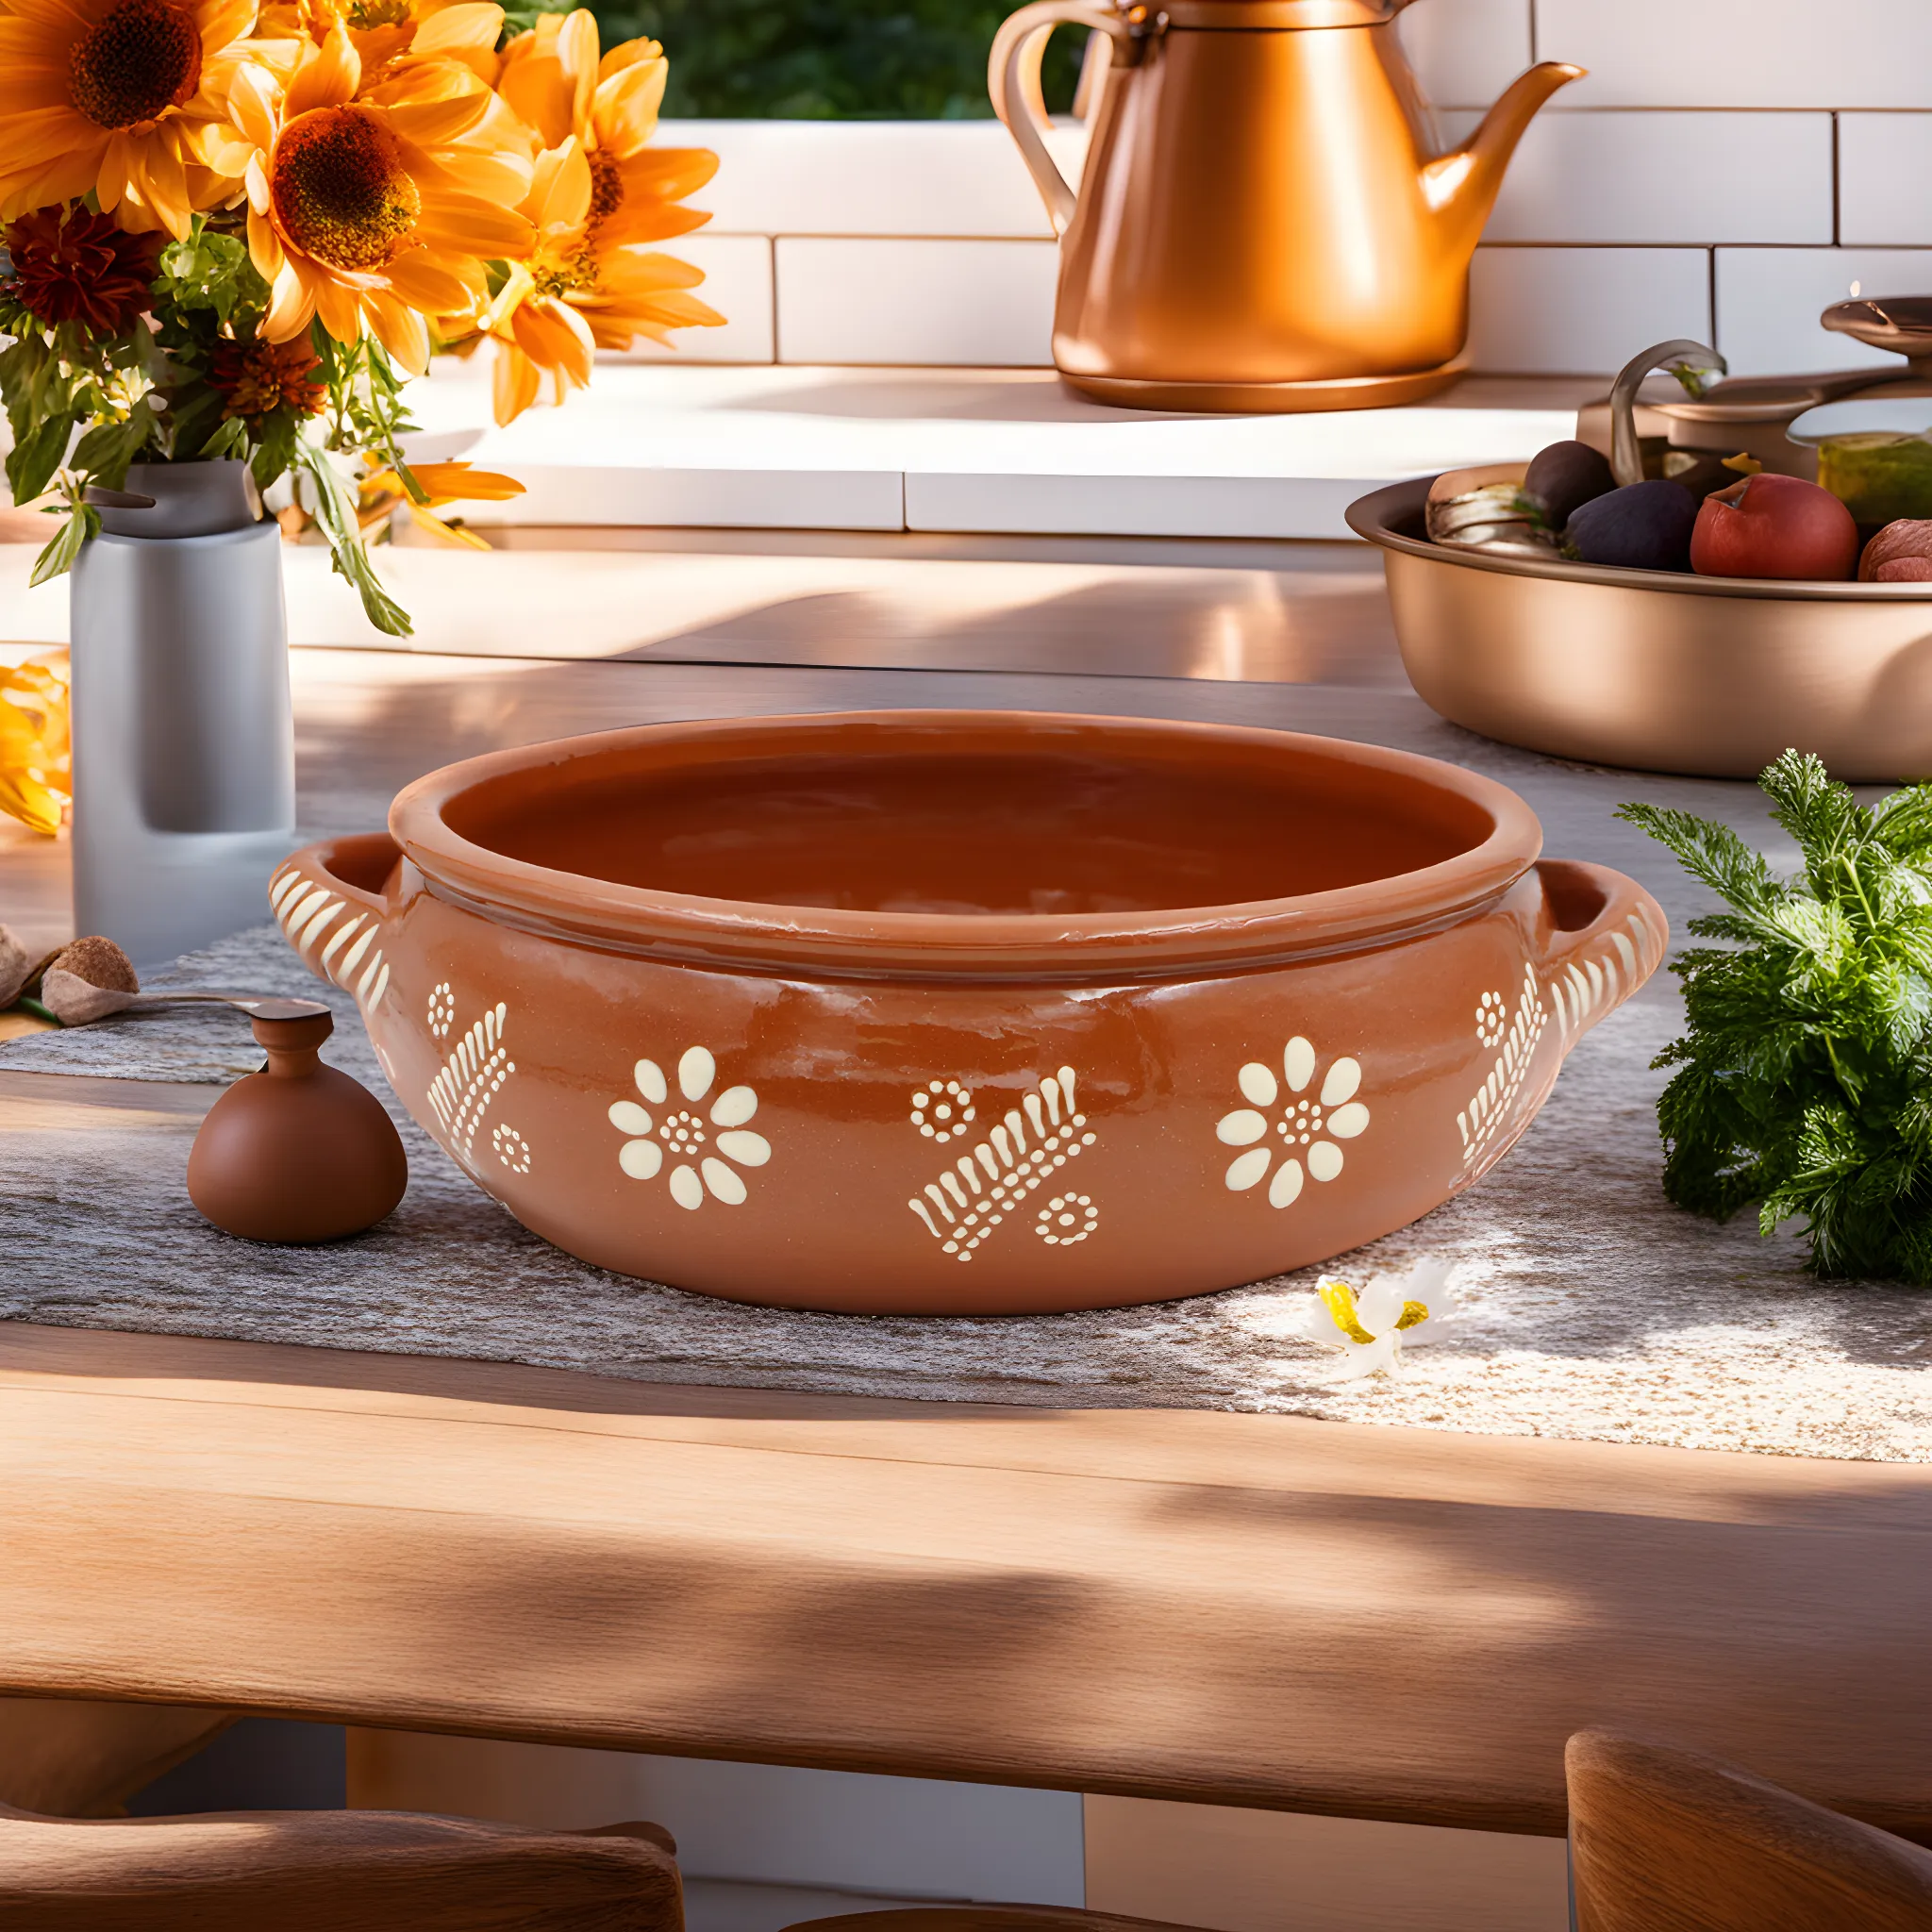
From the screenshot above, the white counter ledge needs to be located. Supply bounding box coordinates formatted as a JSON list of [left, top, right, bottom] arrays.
[[398, 363, 1589, 541]]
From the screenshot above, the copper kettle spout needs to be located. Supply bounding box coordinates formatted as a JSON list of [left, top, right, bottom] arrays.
[[1422, 61, 1585, 245]]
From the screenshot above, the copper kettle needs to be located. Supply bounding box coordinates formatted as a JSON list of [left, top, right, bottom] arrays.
[[990, 0, 1582, 411]]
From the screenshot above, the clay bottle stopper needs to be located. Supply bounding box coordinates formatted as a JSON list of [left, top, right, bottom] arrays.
[[188, 1006, 408, 1242]]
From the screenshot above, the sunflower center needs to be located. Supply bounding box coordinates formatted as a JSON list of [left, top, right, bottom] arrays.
[[68, 0, 203, 129], [586, 148, 625, 226], [272, 106, 422, 272]]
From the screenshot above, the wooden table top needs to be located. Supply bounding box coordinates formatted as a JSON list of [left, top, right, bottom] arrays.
[[5, 572, 1928, 1844], [5, 1318, 1930, 1844]]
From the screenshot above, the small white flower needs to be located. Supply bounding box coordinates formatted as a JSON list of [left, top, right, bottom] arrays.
[[426, 982, 456, 1039], [1291, 1259, 1461, 1380], [1218, 1036, 1370, 1207], [608, 1044, 770, 1210]]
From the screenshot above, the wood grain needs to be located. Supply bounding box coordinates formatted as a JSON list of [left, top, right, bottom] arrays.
[[0, 1800, 682, 1931], [1567, 1730, 1932, 1931], [3, 1324, 1928, 1844]]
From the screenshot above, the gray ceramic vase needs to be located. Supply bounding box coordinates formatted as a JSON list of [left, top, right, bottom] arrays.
[[68, 459, 297, 966]]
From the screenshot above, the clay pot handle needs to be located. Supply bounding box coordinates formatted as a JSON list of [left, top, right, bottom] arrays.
[[270, 832, 402, 1010], [1531, 858, 1669, 1046], [989, 0, 1134, 235]]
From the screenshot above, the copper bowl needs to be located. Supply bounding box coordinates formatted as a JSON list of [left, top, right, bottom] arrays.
[[273, 711, 1663, 1315], [1347, 475, 1932, 782]]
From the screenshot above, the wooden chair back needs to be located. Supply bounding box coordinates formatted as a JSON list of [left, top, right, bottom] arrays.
[[1568, 1729, 1932, 1932], [0, 1798, 683, 1932]]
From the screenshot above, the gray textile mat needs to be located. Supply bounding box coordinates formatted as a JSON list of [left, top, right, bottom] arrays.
[[4, 927, 1928, 1460]]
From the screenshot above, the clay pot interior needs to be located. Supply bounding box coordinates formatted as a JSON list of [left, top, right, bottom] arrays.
[[440, 736, 1499, 920]]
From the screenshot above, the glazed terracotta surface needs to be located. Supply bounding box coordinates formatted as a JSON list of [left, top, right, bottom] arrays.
[[274, 713, 1665, 1313]]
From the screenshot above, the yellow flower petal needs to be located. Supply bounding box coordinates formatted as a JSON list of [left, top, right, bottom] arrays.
[[530, 136, 591, 232], [408, 504, 494, 550], [366, 286, 430, 373], [287, 24, 362, 120], [591, 55, 666, 158], [491, 340, 542, 425]]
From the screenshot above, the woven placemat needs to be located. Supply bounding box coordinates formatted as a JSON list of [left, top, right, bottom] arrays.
[[4, 925, 1928, 1459]]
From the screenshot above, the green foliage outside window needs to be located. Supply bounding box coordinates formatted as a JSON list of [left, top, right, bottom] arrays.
[[585, 0, 1084, 118]]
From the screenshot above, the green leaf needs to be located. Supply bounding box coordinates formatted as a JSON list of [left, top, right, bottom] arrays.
[[0, 335, 52, 445], [28, 505, 98, 587], [6, 410, 76, 505], [291, 441, 413, 638], [155, 220, 267, 327], [198, 416, 251, 462], [70, 401, 158, 491], [250, 409, 300, 491]]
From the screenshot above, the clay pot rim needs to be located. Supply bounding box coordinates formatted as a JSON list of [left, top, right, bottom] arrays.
[[389, 710, 1544, 982]]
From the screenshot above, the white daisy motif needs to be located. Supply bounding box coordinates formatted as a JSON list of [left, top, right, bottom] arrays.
[[1217, 1036, 1370, 1207], [911, 1079, 975, 1142], [608, 1045, 770, 1210], [1291, 1259, 1460, 1380], [427, 982, 457, 1039]]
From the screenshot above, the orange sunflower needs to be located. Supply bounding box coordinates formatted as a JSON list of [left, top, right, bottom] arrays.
[[475, 133, 721, 425], [218, 23, 533, 373], [470, 12, 721, 424], [496, 10, 717, 250], [0, 0, 272, 237]]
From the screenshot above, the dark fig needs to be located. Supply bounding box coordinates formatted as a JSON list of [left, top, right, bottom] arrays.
[[1563, 479, 1700, 572], [1523, 440, 1616, 526]]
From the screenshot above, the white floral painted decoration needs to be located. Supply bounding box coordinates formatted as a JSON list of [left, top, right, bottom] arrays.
[[1291, 1260, 1460, 1380], [1217, 1036, 1370, 1207], [1475, 989, 1507, 1047], [907, 1066, 1098, 1262], [1034, 1193, 1098, 1244], [911, 1079, 975, 1142], [425, 998, 519, 1174], [609, 1045, 769, 1210]]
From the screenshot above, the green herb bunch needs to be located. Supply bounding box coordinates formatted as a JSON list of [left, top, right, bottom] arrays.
[[1618, 751, 1932, 1282]]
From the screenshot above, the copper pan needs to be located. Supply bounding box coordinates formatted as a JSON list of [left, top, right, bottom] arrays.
[[1347, 475, 1932, 783]]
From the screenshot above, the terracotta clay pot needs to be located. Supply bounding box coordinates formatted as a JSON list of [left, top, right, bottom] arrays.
[[272, 712, 1665, 1314], [187, 1008, 408, 1241]]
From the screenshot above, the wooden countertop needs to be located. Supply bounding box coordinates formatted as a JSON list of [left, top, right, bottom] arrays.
[[5, 1319, 1930, 1843], [6, 592, 1928, 1844]]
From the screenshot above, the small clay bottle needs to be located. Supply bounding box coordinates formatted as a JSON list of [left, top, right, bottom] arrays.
[[188, 1008, 408, 1242]]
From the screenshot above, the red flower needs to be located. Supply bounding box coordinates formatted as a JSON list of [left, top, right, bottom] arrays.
[[208, 335, 327, 421], [2, 205, 159, 337]]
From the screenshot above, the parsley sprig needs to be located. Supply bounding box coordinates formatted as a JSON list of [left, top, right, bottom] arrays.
[[1619, 751, 1932, 1282]]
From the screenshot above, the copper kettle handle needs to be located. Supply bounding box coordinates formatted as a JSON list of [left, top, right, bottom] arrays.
[[989, 0, 1133, 234]]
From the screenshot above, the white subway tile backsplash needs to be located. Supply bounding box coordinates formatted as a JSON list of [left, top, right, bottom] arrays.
[[776, 238, 1058, 366], [1536, 0, 1932, 108], [1838, 116, 1932, 245], [1399, 0, 1535, 114], [1715, 249, 1932, 373], [1436, 109, 1831, 243], [659, 119, 1077, 239], [1468, 246, 1711, 372], [608, 236, 775, 364]]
